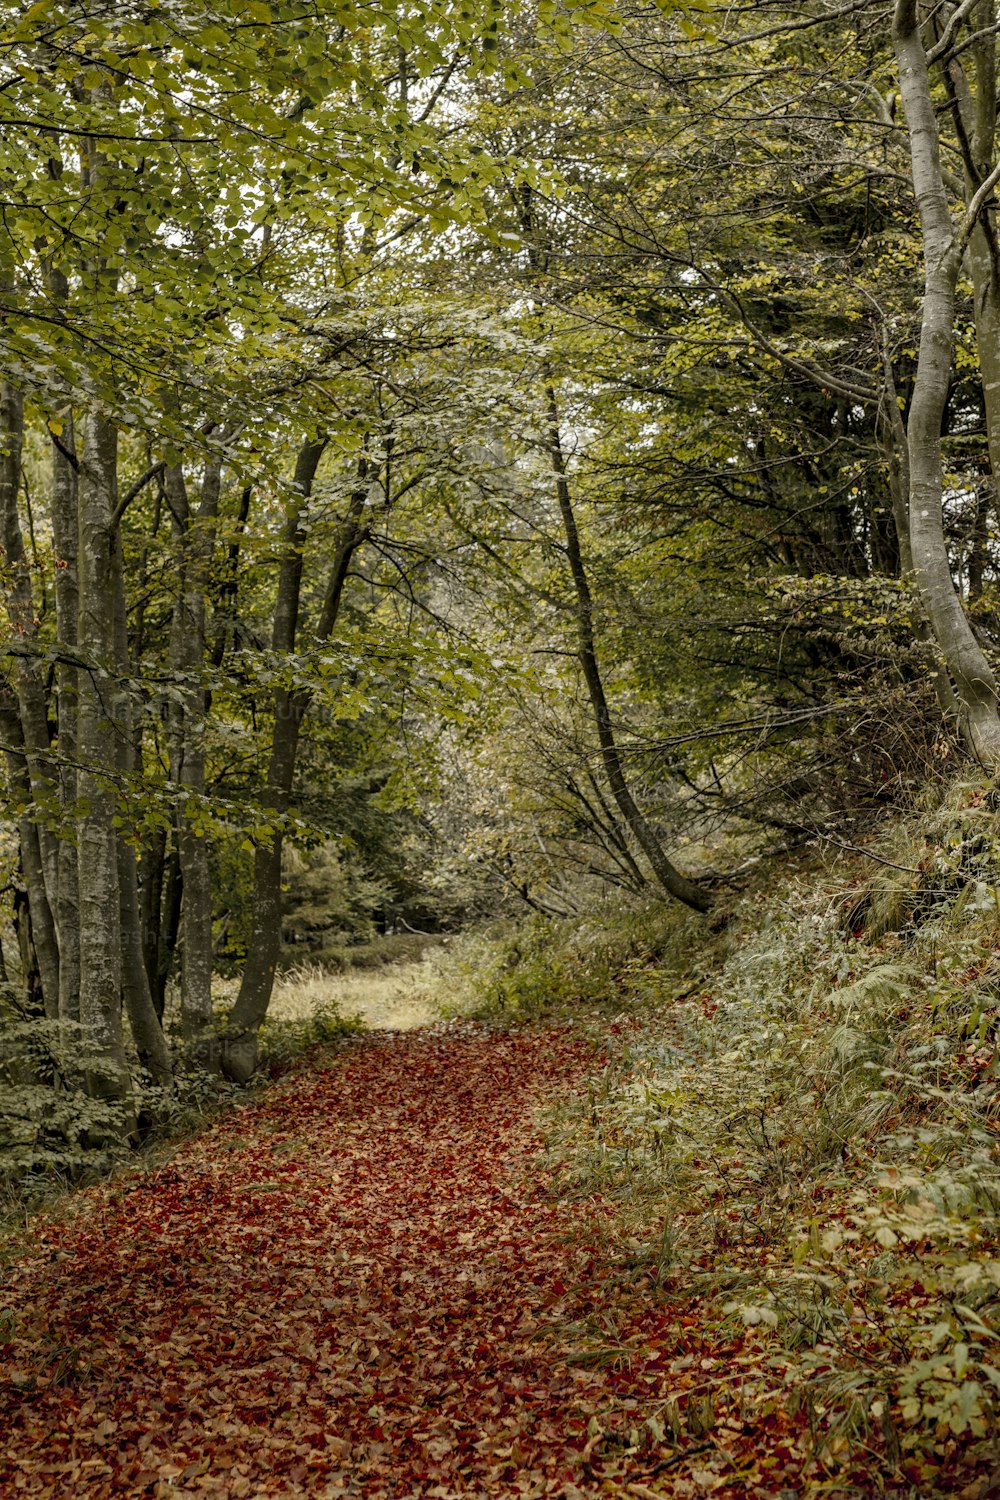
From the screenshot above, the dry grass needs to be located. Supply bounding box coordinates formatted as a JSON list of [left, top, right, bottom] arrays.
[[265, 953, 449, 1032]]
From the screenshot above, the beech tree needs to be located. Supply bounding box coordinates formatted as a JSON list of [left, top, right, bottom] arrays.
[[889, 0, 1000, 763], [0, 0, 542, 1105], [6, 0, 1000, 1150]]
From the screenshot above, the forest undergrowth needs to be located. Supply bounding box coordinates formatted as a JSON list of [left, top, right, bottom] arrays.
[[456, 775, 1000, 1496], [6, 778, 1000, 1496]]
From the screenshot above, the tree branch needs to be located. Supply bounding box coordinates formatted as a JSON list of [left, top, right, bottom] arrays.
[[927, 0, 982, 65], [949, 156, 1000, 267], [47, 427, 79, 472], [110, 460, 166, 529]]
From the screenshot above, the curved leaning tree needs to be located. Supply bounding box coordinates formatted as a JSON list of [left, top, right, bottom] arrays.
[[892, 0, 1000, 766]]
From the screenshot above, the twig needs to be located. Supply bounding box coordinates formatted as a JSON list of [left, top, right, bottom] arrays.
[[631, 1443, 715, 1487], [926, 0, 981, 64], [811, 830, 922, 873]]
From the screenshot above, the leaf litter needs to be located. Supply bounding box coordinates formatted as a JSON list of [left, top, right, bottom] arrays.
[[0, 1020, 979, 1498]]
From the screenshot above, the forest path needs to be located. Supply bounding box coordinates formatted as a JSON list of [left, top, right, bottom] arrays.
[[0, 1025, 729, 1500]]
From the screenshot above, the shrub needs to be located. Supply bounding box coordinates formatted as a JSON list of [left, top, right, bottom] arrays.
[[490, 783, 1000, 1481], [258, 996, 363, 1077]]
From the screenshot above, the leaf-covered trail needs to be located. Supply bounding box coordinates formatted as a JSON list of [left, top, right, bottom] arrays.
[[1, 1026, 684, 1499]]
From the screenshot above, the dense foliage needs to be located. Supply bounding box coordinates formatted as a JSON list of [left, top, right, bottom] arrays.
[[6, 5, 1000, 1492], [1, 0, 1000, 1147]]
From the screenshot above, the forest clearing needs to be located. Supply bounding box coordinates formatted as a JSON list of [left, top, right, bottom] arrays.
[[7, 0, 1000, 1494]]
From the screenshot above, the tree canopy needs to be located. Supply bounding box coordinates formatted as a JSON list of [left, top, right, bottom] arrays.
[[1, 0, 999, 1103]]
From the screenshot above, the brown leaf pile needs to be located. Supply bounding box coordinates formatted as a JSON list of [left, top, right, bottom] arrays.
[[2, 1021, 966, 1498]]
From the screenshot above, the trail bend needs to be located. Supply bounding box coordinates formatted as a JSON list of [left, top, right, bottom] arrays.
[[0, 1026, 659, 1499]]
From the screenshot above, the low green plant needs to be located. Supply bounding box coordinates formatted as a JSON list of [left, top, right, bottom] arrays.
[[258, 997, 363, 1076], [0, 980, 363, 1213], [492, 781, 1000, 1483], [0, 1003, 139, 1203], [442, 899, 710, 1021]]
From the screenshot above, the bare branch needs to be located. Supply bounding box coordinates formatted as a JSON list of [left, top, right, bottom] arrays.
[[927, 0, 982, 64], [949, 155, 1000, 265]]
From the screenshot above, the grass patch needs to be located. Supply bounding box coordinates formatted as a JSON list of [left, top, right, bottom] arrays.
[[266, 948, 452, 1033]]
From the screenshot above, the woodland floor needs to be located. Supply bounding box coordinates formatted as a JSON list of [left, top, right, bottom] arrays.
[[0, 1022, 982, 1499]]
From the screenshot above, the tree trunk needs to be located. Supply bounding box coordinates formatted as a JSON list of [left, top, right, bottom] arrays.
[[222, 437, 376, 1082], [0, 682, 59, 1014], [117, 836, 172, 1087], [544, 386, 711, 913], [11, 875, 41, 1017], [878, 344, 915, 577], [44, 257, 82, 1023], [211, 483, 253, 668], [940, 5, 1000, 503], [112, 532, 172, 1087], [968, 479, 991, 600], [76, 408, 132, 1105], [139, 829, 167, 1018], [894, 0, 1000, 765], [222, 440, 326, 1082], [157, 848, 183, 1021], [0, 381, 61, 1013], [222, 686, 306, 1084], [164, 455, 223, 1060], [51, 409, 82, 1022]]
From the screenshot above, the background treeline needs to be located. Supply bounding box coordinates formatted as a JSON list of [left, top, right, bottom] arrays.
[[1, 0, 999, 1147]]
